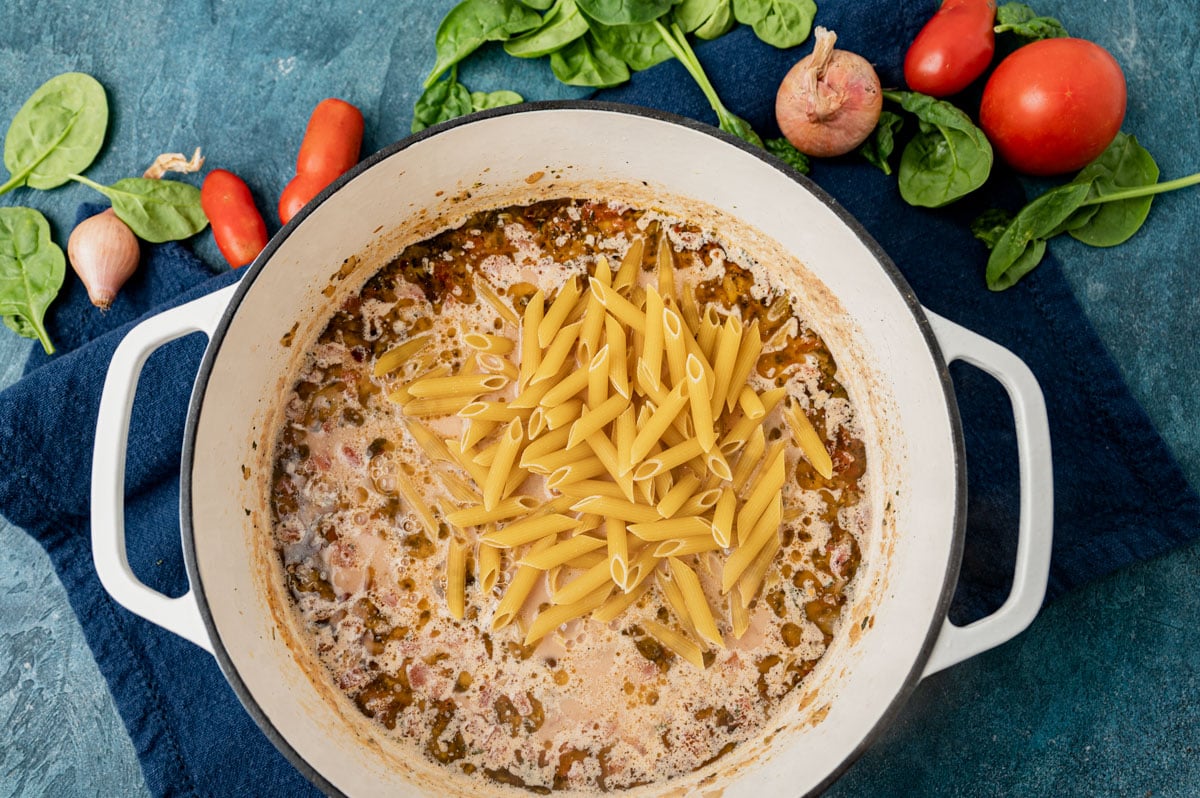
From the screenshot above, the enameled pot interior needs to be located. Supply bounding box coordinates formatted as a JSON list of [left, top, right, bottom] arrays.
[[183, 103, 963, 797]]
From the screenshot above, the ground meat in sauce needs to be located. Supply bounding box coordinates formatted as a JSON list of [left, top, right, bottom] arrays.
[[269, 199, 869, 793]]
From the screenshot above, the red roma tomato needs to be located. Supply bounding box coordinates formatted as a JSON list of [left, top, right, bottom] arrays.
[[200, 169, 268, 269], [980, 38, 1127, 175], [295, 98, 364, 184], [904, 0, 997, 97], [278, 172, 329, 226]]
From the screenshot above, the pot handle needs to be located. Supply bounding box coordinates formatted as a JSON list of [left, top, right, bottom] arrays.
[[921, 310, 1054, 677], [91, 284, 238, 655]]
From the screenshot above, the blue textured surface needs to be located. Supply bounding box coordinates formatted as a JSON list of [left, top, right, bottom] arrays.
[[1, 2, 1198, 797]]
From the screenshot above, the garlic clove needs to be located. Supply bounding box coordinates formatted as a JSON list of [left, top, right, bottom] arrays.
[[67, 208, 141, 310]]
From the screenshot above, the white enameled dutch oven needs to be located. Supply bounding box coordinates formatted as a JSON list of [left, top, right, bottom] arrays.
[[91, 103, 1053, 797]]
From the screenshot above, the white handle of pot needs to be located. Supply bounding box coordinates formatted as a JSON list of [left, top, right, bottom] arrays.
[[91, 283, 238, 655], [921, 310, 1054, 677]]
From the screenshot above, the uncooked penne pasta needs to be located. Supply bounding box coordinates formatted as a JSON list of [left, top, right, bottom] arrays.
[[711, 488, 736, 548], [709, 314, 744, 416], [373, 334, 430, 377], [676, 488, 721, 518], [538, 276, 582, 348], [656, 472, 701, 518], [590, 279, 646, 333], [785, 401, 835, 480], [567, 394, 626, 450], [736, 446, 785, 543], [540, 368, 589, 407], [491, 535, 555, 630], [697, 304, 721, 361], [662, 307, 689, 387], [641, 618, 705, 669], [523, 448, 598, 476], [402, 394, 478, 417], [571, 495, 662, 524], [685, 353, 716, 451], [724, 320, 763, 411], [630, 383, 689, 463], [483, 512, 577, 548], [730, 591, 751, 639], [737, 532, 782, 610], [519, 289, 545, 389], [656, 229, 676, 302], [404, 418, 456, 464], [446, 495, 538, 527], [519, 534, 606, 570], [722, 496, 782, 594], [605, 314, 630, 399], [593, 575, 652, 621], [464, 332, 516, 355], [730, 426, 767, 492], [552, 558, 615, 606], [519, 424, 573, 463], [475, 279, 522, 328], [446, 537, 469, 620], [587, 345, 611, 409], [628, 515, 712, 542], [478, 542, 502, 594], [530, 321, 582, 385], [525, 584, 613, 645], [668, 557, 723, 648], [460, 400, 527, 423], [657, 568, 700, 641], [641, 287, 665, 391], [737, 385, 766, 420], [394, 466, 440, 538], [483, 418, 524, 511], [606, 517, 630, 588], [460, 417, 498, 451], [633, 438, 705, 480], [613, 237, 643, 293], [653, 536, 722, 558], [408, 372, 508, 399]]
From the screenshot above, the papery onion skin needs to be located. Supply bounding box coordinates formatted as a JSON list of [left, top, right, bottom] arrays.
[[775, 27, 882, 158], [67, 208, 140, 310]]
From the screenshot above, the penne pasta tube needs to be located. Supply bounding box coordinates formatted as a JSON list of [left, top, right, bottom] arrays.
[[478, 542, 502, 594], [711, 488, 736, 548], [510, 376, 560, 410], [785, 402, 835, 480], [587, 345, 611, 409], [653, 536, 722, 558], [593, 575, 652, 622], [630, 383, 689, 463], [697, 304, 722, 361], [404, 418, 456, 464], [484, 513, 578, 548], [632, 438, 706, 480], [613, 236, 643, 292], [615, 406, 636, 478], [519, 534, 607, 570], [519, 289, 545, 390], [473, 438, 500, 467], [551, 558, 614, 606], [547, 466, 613, 493], [583, 432, 632, 498], [589, 279, 646, 333], [656, 229, 676, 301], [656, 472, 701, 518], [543, 399, 584, 431], [676, 488, 722, 517], [606, 517, 630, 589], [579, 293, 608, 370], [477, 353, 520, 381], [722, 497, 782, 593], [705, 449, 733, 482], [540, 368, 589, 407], [724, 320, 763, 411], [525, 584, 613, 645], [519, 424, 573, 462], [463, 332, 516, 355], [459, 400, 527, 423], [605, 314, 630, 399], [523, 448, 598, 476], [730, 426, 767, 492], [628, 515, 713, 541], [445, 439, 491, 487], [709, 314, 744, 416], [538, 276, 583, 348], [640, 618, 705, 670], [491, 535, 555, 630], [567, 394, 626, 449], [408, 372, 508, 399], [657, 567, 700, 640], [662, 307, 688, 387], [736, 446, 786, 542], [446, 537, 469, 620], [571, 495, 662, 524], [737, 532, 782, 610], [475, 279, 522, 328], [446, 495, 539, 527], [679, 283, 701, 335], [402, 394, 478, 417], [737, 385, 766, 420], [564, 550, 607, 570], [641, 287, 665, 391], [668, 557, 724, 648], [483, 418, 524, 511], [530, 321, 583, 385], [373, 334, 431, 377], [685, 353, 717, 451], [730, 592, 751, 639]]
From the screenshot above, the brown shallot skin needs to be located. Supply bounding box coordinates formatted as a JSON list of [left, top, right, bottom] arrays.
[[775, 27, 882, 158], [67, 208, 141, 310]]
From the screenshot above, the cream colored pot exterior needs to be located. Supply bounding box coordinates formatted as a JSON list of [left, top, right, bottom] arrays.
[[91, 105, 1053, 797]]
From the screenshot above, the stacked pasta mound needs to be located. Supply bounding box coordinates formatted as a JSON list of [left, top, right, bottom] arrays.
[[378, 235, 832, 668]]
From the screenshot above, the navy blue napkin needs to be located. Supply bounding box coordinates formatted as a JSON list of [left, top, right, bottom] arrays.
[[2, 2, 1199, 795]]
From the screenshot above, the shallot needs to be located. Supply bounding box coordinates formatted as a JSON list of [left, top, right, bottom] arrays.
[[67, 208, 139, 310], [775, 27, 882, 158]]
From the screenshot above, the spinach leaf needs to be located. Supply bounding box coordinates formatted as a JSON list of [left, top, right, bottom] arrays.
[[0, 207, 64, 354], [970, 208, 1015, 250], [765, 138, 810, 174], [549, 33, 631, 87], [884, 90, 993, 208], [994, 2, 1068, 42], [574, 0, 677, 25], [731, 0, 816, 49], [470, 89, 525, 111], [424, 0, 543, 88], [1067, 132, 1159, 247], [590, 19, 675, 70], [1, 73, 108, 195], [673, 0, 734, 39], [71, 175, 208, 244], [517, 0, 555, 8], [986, 181, 1092, 290], [858, 110, 903, 176], [504, 0, 589, 57], [412, 73, 474, 132]]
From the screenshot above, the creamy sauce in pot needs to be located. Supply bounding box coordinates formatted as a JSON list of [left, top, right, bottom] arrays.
[[269, 199, 869, 792]]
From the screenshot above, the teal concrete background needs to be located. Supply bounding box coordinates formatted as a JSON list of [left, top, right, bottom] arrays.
[[1, 1, 1197, 796]]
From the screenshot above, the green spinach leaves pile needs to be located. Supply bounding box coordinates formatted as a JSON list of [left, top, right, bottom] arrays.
[[0, 73, 207, 353], [412, 0, 815, 163]]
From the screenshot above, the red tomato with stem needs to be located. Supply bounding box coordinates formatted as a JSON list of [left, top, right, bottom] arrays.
[[904, 0, 997, 97], [201, 169, 268, 268], [980, 38, 1126, 175], [279, 98, 364, 224]]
